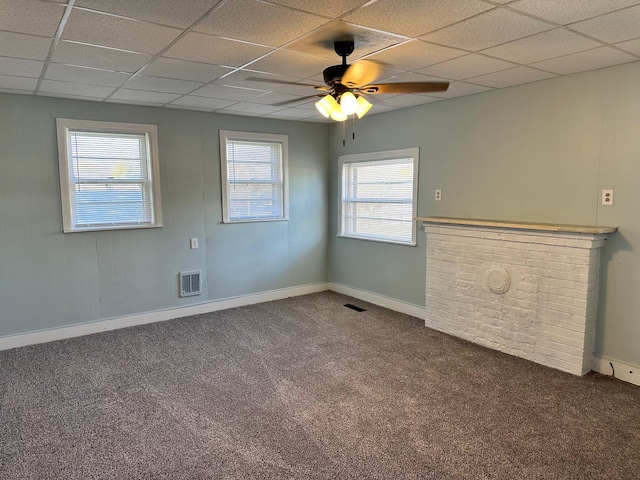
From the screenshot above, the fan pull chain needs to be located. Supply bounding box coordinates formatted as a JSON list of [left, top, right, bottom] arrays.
[[352, 115, 355, 140], [342, 121, 346, 147]]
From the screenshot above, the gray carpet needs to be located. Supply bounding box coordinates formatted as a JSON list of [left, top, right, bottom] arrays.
[[1, 291, 639, 479]]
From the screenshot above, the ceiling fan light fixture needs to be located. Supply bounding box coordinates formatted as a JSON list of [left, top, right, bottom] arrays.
[[315, 94, 336, 118], [355, 96, 372, 119], [340, 91, 358, 115], [329, 108, 348, 122]]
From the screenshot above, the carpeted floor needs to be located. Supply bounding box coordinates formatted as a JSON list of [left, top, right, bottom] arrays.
[[1, 291, 639, 479]]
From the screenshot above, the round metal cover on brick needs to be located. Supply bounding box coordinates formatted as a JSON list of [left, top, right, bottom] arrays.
[[487, 268, 511, 295]]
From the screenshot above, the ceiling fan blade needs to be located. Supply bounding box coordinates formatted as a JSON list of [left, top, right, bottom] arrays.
[[272, 94, 325, 107], [245, 76, 330, 91], [340, 60, 383, 88], [360, 82, 449, 94]]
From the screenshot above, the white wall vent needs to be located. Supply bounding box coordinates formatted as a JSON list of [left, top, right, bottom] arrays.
[[179, 270, 202, 297]]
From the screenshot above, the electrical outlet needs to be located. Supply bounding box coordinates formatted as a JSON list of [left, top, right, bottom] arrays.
[[435, 189, 442, 201], [190, 238, 198, 249], [601, 189, 613, 206]]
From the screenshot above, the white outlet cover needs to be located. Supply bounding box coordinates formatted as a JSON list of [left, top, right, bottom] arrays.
[[602, 189, 613, 206]]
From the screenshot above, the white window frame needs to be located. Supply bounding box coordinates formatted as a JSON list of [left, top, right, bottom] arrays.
[[338, 147, 419, 246], [56, 118, 163, 233], [219, 130, 289, 223]]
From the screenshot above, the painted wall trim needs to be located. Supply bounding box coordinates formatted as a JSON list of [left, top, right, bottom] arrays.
[[329, 282, 425, 320], [592, 355, 640, 387], [0, 283, 330, 352]]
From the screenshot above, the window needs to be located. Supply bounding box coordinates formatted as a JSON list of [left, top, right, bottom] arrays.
[[338, 147, 419, 245], [220, 130, 288, 223], [56, 118, 162, 233]]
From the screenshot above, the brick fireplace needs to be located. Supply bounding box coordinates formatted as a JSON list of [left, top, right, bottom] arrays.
[[419, 217, 617, 375]]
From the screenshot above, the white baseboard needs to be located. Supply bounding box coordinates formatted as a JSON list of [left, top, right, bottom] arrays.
[[0, 283, 330, 352], [329, 282, 425, 320], [592, 356, 640, 387]]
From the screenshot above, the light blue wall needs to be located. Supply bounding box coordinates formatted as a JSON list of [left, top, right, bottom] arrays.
[[330, 61, 640, 368], [0, 93, 330, 337]]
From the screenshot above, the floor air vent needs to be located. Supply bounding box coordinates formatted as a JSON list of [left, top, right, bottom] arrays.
[[344, 303, 366, 312], [179, 270, 202, 297]]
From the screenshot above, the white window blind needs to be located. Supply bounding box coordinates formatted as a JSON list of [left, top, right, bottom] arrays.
[[339, 148, 419, 245], [57, 119, 162, 233], [220, 130, 288, 223]]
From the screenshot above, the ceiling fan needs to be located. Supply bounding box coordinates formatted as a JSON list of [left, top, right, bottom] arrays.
[[248, 40, 449, 121]]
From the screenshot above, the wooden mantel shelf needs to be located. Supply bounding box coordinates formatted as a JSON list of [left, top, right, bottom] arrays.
[[416, 216, 618, 235]]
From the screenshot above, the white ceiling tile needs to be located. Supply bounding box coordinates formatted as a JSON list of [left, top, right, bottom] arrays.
[[51, 41, 152, 72], [483, 28, 602, 64], [0, 31, 52, 61], [39, 92, 105, 102], [0, 0, 65, 36], [195, 0, 328, 47], [61, 9, 182, 55], [466, 66, 557, 88], [268, 107, 317, 120], [0, 74, 37, 92], [123, 75, 203, 94], [164, 33, 273, 67], [570, 5, 640, 43], [420, 8, 554, 51], [0, 56, 43, 78], [530, 47, 638, 75], [347, 0, 494, 37], [284, 20, 406, 60], [418, 54, 516, 80], [268, 0, 370, 17], [616, 38, 640, 55], [249, 50, 332, 79], [508, 0, 640, 25], [218, 102, 285, 115], [168, 95, 236, 110], [248, 91, 316, 106], [105, 98, 166, 107], [365, 40, 467, 71], [190, 84, 266, 101], [45, 64, 130, 87], [426, 81, 494, 98], [75, 0, 221, 28], [39, 79, 115, 98], [109, 89, 180, 104], [380, 71, 450, 83], [379, 94, 442, 107], [165, 104, 216, 112], [143, 58, 232, 82], [213, 70, 303, 90]]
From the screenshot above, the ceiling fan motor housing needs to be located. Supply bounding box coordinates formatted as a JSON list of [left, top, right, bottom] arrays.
[[323, 40, 355, 87]]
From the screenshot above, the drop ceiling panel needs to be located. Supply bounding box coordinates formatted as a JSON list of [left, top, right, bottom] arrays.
[[195, 0, 328, 47], [419, 54, 516, 80], [248, 91, 314, 106], [268, 108, 317, 120], [168, 95, 236, 110], [267, 0, 370, 17], [0, 31, 52, 61], [213, 70, 303, 90], [616, 38, 640, 56], [123, 75, 204, 94], [143, 58, 232, 83], [0, 0, 65, 36], [365, 40, 467, 71], [420, 8, 554, 51], [218, 102, 284, 115], [482, 28, 602, 64], [0, 74, 37, 92], [109, 89, 181, 104], [531, 47, 637, 75], [61, 9, 182, 55], [190, 84, 266, 101], [0, 56, 43, 78], [44, 64, 131, 87], [51, 41, 152, 72], [426, 81, 494, 98], [284, 20, 406, 60], [508, 0, 640, 25], [347, 0, 495, 37], [379, 94, 442, 107], [164, 33, 273, 67], [467, 66, 556, 88], [75, 0, 221, 29], [39, 79, 115, 98], [570, 5, 640, 43], [249, 50, 332, 79]]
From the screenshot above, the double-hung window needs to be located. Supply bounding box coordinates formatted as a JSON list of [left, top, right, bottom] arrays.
[[56, 118, 162, 233], [338, 147, 419, 245], [220, 130, 288, 223]]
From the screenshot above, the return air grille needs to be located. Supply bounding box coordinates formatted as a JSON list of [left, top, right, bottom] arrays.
[[179, 270, 201, 297]]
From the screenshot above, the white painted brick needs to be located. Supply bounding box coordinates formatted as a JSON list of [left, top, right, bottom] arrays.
[[425, 222, 609, 376]]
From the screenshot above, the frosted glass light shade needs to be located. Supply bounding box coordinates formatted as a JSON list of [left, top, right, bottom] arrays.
[[355, 96, 372, 118], [340, 92, 358, 115], [315, 95, 339, 118]]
